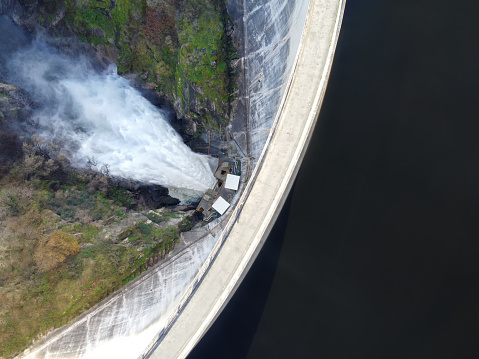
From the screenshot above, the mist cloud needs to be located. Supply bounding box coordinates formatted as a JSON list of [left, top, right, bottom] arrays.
[[4, 34, 214, 195]]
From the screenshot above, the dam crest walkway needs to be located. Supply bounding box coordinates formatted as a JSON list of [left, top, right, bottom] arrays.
[[149, 0, 346, 357]]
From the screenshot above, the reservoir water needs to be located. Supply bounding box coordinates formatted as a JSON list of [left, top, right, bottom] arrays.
[[190, 0, 479, 358]]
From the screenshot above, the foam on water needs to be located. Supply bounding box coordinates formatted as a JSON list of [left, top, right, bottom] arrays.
[[6, 38, 214, 194]]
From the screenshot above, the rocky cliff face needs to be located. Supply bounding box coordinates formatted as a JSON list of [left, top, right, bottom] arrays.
[[1, 0, 235, 135], [0, 4, 234, 356], [0, 0, 17, 14], [0, 83, 27, 176]]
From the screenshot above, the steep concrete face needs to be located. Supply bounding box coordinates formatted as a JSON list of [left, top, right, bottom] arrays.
[[149, 0, 345, 358], [229, 0, 309, 161], [19, 234, 219, 359], [16, 1, 317, 358]]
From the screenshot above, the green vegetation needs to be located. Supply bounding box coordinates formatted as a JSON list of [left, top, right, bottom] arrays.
[[175, 0, 231, 125], [0, 140, 191, 358], [61, 0, 178, 98], [145, 209, 178, 224], [0, 1, 235, 356], [58, 0, 235, 130]]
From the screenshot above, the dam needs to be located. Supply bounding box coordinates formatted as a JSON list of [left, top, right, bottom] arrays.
[[13, 0, 345, 358]]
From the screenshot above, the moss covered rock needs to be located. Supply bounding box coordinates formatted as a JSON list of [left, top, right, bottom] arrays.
[[15, 0, 236, 133]]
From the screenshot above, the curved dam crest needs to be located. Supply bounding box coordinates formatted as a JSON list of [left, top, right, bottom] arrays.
[[15, 0, 345, 358]]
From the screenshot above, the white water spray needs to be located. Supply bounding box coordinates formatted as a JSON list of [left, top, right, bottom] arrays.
[[7, 39, 214, 194]]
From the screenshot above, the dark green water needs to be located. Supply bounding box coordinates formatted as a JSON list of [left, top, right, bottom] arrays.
[[190, 0, 479, 358]]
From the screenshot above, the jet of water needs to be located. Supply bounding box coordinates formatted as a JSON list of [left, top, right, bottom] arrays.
[[6, 37, 214, 194]]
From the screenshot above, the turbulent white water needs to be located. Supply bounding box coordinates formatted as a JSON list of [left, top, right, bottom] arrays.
[[6, 39, 214, 194]]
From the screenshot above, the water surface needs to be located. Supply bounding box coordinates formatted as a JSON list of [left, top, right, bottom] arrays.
[[190, 0, 479, 358]]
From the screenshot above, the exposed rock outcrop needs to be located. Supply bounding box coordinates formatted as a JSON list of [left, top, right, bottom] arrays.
[[0, 0, 236, 136], [0, 82, 31, 176]]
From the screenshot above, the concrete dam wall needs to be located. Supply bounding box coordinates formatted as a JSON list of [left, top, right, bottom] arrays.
[[18, 233, 220, 359], [150, 0, 345, 357], [16, 0, 346, 358], [228, 0, 309, 161]]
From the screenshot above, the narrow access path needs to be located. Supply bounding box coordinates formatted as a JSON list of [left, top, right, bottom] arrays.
[[149, 0, 346, 357]]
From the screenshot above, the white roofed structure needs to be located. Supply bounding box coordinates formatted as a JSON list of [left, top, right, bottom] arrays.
[[225, 174, 240, 190], [212, 196, 230, 215], [18, 1, 346, 358]]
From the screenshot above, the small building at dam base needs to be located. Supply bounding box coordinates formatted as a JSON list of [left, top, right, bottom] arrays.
[[16, 1, 345, 358]]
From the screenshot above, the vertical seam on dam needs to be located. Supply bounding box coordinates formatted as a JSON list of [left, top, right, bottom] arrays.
[[14, 1, 345, 358], [149, 1, 346, 358]]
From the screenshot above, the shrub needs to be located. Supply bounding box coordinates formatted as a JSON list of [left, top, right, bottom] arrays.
[[137, 222, 152, 236], [35, 231, 80, 272]]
